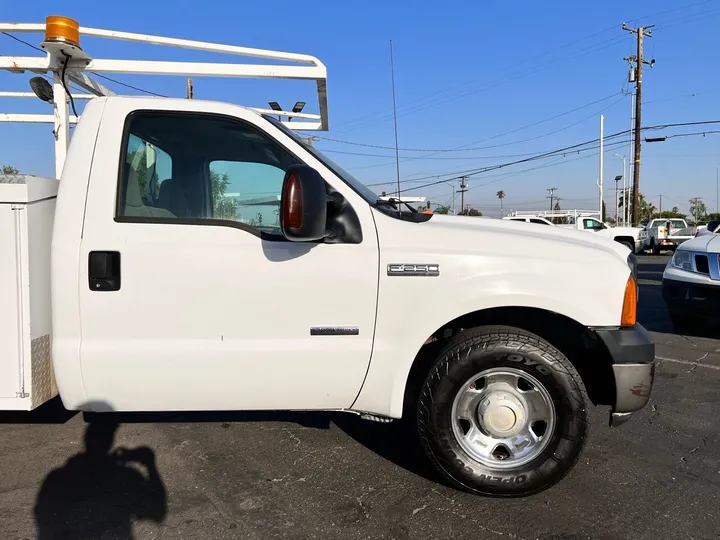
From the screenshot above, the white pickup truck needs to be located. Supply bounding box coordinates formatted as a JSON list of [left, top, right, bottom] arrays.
[[644, 218, 695, 254], [0, 18, 656, 497], [503, 214, 645, 253]]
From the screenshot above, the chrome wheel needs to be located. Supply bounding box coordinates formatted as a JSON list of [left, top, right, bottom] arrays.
[[450, 367, 556, 469]]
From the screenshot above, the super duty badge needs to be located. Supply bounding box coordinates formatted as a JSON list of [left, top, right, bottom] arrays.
[[387, 264, 440, 277]]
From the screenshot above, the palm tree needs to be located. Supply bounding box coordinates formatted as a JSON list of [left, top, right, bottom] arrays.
[[496, 190, 505, 217]]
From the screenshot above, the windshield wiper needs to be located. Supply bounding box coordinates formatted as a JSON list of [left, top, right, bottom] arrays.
[[376, 197, 418, 214]]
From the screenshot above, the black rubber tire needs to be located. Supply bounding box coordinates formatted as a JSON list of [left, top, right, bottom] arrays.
[[620, 240, 634, 253], [416, 325, 589, 497], [651, 240, 660, 255]]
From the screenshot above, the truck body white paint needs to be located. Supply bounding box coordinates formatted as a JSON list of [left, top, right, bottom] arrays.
[[1, 95, 636, 415]]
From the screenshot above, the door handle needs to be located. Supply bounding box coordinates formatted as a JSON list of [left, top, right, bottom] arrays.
[[89, 251, 121, 291]]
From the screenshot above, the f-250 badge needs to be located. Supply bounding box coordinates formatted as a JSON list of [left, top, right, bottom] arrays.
[[387, 264, 440, 277]]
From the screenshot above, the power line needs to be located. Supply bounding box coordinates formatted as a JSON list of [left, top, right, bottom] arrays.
[[91, 73, 168, 97], [625, 0, 716, 23], [316, 93, 623, 153], [333, 34, 627, 134], [332, 25, 620, 133], [364, 120, 720, 193], [338, 37, 628, 135], [343, 94, 627, 172], [333, 4, 712, 135], [396, 139, 631, 194], [366, 139, 629, 190], [1, 31, 44, 52], [653, 5, 720, 31]]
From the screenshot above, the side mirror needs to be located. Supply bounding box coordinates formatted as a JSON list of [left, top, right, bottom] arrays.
[[280, 165, 327, 241]]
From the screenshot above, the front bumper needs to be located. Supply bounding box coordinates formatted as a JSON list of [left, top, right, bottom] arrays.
[[593, 324, 656, 426], [662, 277, 720, 319]]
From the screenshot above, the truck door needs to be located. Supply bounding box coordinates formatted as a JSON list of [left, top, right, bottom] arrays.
[[77, 103, 379, 412], [581, 217, 610, 238]]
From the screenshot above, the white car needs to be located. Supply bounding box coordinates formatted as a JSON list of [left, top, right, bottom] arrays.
[[503, 215, 644, 253], [662, 234, 720, 330]]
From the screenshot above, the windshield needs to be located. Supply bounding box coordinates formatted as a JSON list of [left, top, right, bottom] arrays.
[[263, 115, 379, 204]]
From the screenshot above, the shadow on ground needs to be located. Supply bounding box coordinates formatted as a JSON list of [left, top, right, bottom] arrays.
[[86, 408, 443, 486], [0, 397, 76, 424], [34, 404, 168, 540]]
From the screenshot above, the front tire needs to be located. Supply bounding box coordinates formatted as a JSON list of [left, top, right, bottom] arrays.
[[620, 240, 634, 253], [417, 325, 589, 497]]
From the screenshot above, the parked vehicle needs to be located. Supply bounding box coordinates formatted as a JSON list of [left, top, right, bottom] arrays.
[[502, 216, 554, 226], [662, 234, 720, 330], [0, 17, 656, 497], [644, 218, 694, 254], [695, 220, 720, 238], [504, 211, 644, 253]]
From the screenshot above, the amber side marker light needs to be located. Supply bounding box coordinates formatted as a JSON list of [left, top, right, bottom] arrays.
[[44, 15, 81, 48], [621, 275, 637, 326]]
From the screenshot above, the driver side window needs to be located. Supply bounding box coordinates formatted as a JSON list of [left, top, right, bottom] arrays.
[[116, 111, 300, 237]]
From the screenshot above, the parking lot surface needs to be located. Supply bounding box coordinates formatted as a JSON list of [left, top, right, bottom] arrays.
[[2, 254, 720, 540]]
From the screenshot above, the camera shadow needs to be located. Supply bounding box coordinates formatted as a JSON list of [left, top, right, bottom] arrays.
[[34, 402, 167, 540]]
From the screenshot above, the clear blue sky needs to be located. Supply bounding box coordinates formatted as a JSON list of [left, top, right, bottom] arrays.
[[1, 0, 719, 218]]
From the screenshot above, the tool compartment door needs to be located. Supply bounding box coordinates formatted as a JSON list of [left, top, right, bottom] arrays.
[[0, 203, 24, 401]]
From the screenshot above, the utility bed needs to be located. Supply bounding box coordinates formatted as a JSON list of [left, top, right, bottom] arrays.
[[0, 174, 59, 410]]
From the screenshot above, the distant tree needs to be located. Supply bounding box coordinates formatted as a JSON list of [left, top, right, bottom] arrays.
[[635, 193, 656, 224], [2, 165, 20, 174], [434, 207, 449, 214], [658, 207, 686, 219], [496, 190, 505, 217], [467, 208, 482, 217], [210, 170, 238, 220], [706, 212, 720, 222], [606, 216, 617, 225], [126, 151, 149, 196], [688, 198, 708, 225]]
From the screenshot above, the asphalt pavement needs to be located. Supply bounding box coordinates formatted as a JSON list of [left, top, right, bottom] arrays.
[[2, 254, 720, 540]]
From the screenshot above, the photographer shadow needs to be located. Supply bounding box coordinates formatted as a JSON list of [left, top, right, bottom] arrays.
[[34, 409, 167, 540]]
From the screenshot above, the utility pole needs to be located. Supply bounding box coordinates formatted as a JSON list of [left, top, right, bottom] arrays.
[[459, 176, 469, 214], [659, 194, 662, 215], [615, 176, 621, 224], [623, 23, 654, 225], [598, 115, 604, 218], [186, 78, 194, 99], [547, 187, 558, 212]]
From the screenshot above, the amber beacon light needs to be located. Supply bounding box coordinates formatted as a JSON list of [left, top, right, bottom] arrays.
[[44, 16, 81, 48]]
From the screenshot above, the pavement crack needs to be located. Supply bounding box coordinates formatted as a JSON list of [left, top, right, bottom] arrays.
[[680, 437, 708, 463], [412, 504, 429, 516], [282, 428, 302, 447]]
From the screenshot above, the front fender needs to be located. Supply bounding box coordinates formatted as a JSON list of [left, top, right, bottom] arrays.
[[352, 267, 627, 418]]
